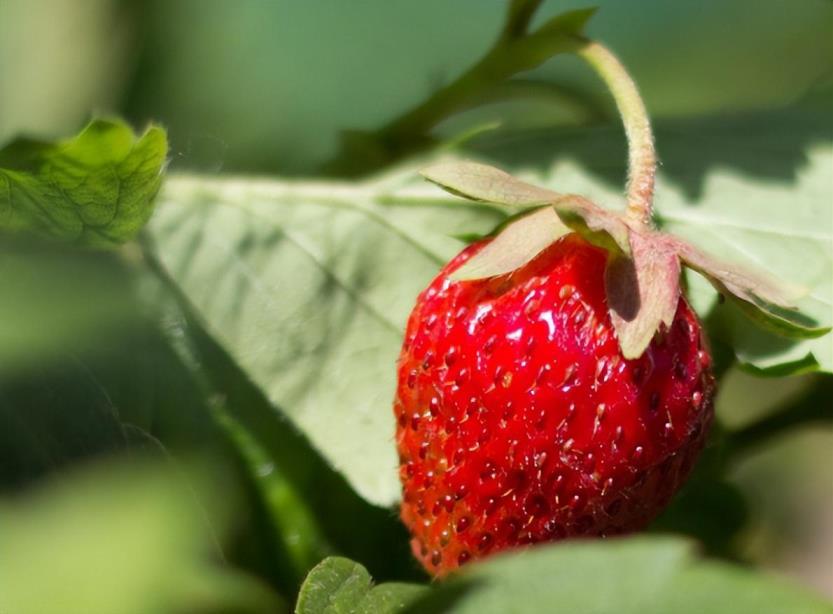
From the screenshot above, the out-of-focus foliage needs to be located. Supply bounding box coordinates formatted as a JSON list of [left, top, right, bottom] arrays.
[[0, 458, 286, 614]]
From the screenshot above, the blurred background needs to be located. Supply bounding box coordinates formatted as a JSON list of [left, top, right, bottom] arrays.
[[0, 0, 831, 602], [2, 0, 831, 174]]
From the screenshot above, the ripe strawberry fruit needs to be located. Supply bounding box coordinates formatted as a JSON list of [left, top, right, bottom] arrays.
[[394, 233, 714, 576]]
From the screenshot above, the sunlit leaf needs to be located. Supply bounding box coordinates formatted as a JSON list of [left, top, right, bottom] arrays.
[[407, 537, 832, 613], [147, 172, 504, 507], [296, 557, 424, 614], [0, 119, 167, 247]]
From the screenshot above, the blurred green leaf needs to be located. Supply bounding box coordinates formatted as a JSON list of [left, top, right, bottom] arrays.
[[725, 376, 833, 457], [0, 237, 142, 373], [0, 118, 167, 246], [406, 537, 833, 613], [0, 248, 299, 600], [0, 458, 286, 614], [120, 1, 831, 174], [146, 172, 505, 507], [0, 263, 219, 491], [296, 557, 425, 614]]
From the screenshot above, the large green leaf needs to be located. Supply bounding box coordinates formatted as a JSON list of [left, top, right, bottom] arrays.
[[147, 173, 505, 506], [296, 557, 425, 614], [0, 459, 286, 614], [292, 538, 831, 614], [148, 92, 831, 507], [145, 275, 420, 585], [404, 537, 832, 613], [0, 118, 167, 246]]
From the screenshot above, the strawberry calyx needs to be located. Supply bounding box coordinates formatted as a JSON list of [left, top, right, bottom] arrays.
[[418, 37, 828, 359], [421, 159, 825, 359]]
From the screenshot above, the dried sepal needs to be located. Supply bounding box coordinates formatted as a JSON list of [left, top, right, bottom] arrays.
[[420, 161, 556, 208], [421, 160, 630, 254], [674, 239, 829, 339], [450, 207, 569, 280], [605, 231, 681, 359], [420, 159, 827, 359], [551, 194, 630, 255]]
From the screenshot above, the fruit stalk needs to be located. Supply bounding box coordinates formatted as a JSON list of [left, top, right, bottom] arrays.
[[576, 41, 656, 228]]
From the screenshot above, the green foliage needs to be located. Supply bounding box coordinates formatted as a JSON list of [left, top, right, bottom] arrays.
[[295, 539, 832, 614], [145, 174, 505, 506], [410, 538, 833, 614], [0, 119, 167, 246], [0, 238, 142, 370], [147, 95, 833, 503], [0, 459, 286, 614], [0, 2, 831, 613], [296, 557, 425, 614], [472, 88, 833, 373]]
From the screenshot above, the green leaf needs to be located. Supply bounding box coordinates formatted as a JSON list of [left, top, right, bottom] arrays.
[[407, 537, 832, 614], [0, 118, 167, 247], [470, 89, 833, 373], [145, 272, 420, 584], [147, 172, 505, 507], [296, 557, 425, 614], [148, 92, 832, 511], [0, 459, 286, 614], [450, 206, 568, 280], [0, 237, 143, 372]]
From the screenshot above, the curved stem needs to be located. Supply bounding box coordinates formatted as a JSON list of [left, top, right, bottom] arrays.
[[576, 41, 656, 227]]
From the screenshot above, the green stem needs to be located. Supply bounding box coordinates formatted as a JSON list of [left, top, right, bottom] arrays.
[[501, 0, 545, 41], [576, 41, 656, 227]]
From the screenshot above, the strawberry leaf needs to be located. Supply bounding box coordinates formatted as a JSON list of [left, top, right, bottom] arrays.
[[147, 171, 506, 506], [605, 231, 681, 359], [0, 119, 168, 247], [296, 557, 425, 614], [406, 537, 833, 613], [450, 206, 568, 280]]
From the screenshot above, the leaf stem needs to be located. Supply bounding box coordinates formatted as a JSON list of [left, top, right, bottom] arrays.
[[576, 41, 656, 227]]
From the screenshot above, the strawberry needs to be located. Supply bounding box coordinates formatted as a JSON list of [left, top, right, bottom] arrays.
[[392, 33, 808, 576], [394, 234, 714, 576]]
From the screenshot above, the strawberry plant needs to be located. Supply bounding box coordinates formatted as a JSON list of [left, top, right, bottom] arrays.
[[0, 1, 831, 613]]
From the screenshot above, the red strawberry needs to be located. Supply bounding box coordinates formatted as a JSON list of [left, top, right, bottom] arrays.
[[394, 233, 714, 576]]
